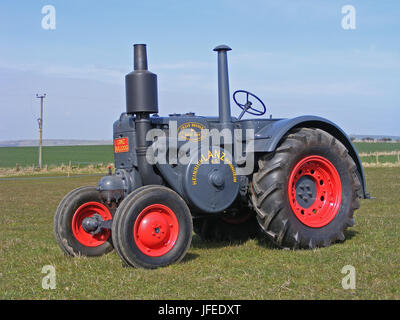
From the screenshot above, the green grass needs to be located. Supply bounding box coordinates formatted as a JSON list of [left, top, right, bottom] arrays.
[[353, 142, 400, 153], [353, 142, 400, 164], [0, 167, 399, 299], [361, 154, 399, 164], [1, 142, 400, 168], [0, 145, 113, 168]]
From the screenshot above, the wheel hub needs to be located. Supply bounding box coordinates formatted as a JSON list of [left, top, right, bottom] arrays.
[[72, 202, 112, 247], [295, 176, 317, 208], [133, 204, 179, 257], [82, 214, 103, 233], [288, 155, 342, 228]]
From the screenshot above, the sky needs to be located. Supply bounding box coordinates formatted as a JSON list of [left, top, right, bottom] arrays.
[[0, 0, 399, 141]]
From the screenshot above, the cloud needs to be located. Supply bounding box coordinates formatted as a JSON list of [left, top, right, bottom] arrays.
[[232, 48, 400, 71], [255, 81, 381, 96], [0, 62, 127, 85]]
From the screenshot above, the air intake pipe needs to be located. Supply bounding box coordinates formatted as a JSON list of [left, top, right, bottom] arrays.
[[213, 45, 233, 130], [126, 44, 162, 185]]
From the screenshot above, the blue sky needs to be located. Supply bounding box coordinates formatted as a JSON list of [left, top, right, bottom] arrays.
[[0, 0, 399, 140]]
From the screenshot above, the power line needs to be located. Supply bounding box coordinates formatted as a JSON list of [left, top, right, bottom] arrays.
[[36, 93, 46, 169]]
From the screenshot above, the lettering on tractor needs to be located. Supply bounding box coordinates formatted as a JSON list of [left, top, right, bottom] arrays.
[[178, 122, 207, 142], [54, 43, 369, 269], [114, 137, 129, 153], [191, 149, 237, 186]]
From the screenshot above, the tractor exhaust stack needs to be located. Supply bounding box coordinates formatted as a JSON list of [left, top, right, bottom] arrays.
[[125, 44, 158, 114], [126, 44, 162, 185]]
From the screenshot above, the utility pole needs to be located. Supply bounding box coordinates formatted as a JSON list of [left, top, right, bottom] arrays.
[[36, 94, 46, 169]]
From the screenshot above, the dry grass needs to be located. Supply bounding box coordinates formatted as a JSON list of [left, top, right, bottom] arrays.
[[0, 163, 113, 178], [363, 162, 400, 168]]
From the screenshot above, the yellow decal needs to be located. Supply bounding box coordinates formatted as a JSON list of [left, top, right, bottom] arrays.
[[177, 122, 207, 142], [191, 150, 237, 186]]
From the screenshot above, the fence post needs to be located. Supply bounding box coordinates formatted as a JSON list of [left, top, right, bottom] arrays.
[[375, 152, 379, 165], [68, 161, 71, 178]]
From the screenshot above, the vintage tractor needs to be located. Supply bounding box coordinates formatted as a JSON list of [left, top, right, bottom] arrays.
[[54, 44, 367, 268]]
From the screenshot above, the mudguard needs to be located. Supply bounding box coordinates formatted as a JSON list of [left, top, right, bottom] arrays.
[[252, 115, 368, 199]]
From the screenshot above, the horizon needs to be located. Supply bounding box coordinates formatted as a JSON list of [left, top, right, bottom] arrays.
[[1, 132, 400, 148], [1, 1, 399, 140]]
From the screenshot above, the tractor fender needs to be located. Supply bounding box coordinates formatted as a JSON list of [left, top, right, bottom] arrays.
[[252, 115, 368, 198]]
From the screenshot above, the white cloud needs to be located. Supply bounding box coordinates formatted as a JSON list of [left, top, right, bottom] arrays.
[[232, 48, 400, 70], [254, 81, 381, 96], [0, 62, 127, 85]]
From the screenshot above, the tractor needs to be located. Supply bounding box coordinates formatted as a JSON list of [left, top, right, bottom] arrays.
[[54, 44, 368, 268]]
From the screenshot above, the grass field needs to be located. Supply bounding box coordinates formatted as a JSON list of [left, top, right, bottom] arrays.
[[0, 167, 399, 299], [0, 142, 399, 169], [0, 145, 113, 168], [353, 142, 400, 153]]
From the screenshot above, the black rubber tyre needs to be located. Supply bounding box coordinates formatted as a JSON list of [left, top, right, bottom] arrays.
[[111, 185, 155, 267], [112, 185, 193, 269], [54, 186, 114, 257], [193, 210, 260, 242], [251, 128, 361, 249]]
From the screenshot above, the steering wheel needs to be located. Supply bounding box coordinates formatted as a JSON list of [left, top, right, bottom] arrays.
[[233, 90, 266, 119]]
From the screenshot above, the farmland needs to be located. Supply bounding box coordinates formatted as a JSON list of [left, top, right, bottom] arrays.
[[0, 142, 399, 170], [354, 142, 400, 153], [0, 145, 113, 168]]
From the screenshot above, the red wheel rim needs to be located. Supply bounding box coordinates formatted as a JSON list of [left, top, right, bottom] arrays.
[[133, 204, 179, 257], [288, 156, 342, 228], [72, 202, 112, 247]]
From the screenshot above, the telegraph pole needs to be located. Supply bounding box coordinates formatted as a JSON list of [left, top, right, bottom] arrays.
[[36, 94, 46, 169]]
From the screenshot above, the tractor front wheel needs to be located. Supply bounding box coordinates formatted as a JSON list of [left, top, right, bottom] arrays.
[[251, 128, 361, 249], [112, 185, 193, 268], [54, 186, 114, 256]]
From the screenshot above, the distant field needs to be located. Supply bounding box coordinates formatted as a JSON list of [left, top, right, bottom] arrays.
[[353, 142, 400, 164], [0, 142, 399, 168], [353, 142, 400, 153], [0, 145, 113, 168]]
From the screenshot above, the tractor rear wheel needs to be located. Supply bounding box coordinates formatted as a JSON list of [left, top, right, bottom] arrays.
[[112, 185, 193, 268], [251, 128, 361, 249], [54, 186, 114, 256]]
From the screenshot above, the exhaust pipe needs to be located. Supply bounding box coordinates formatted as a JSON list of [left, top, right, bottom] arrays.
[[126, 44, 162, 185], [126, 44, 158, 114]]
